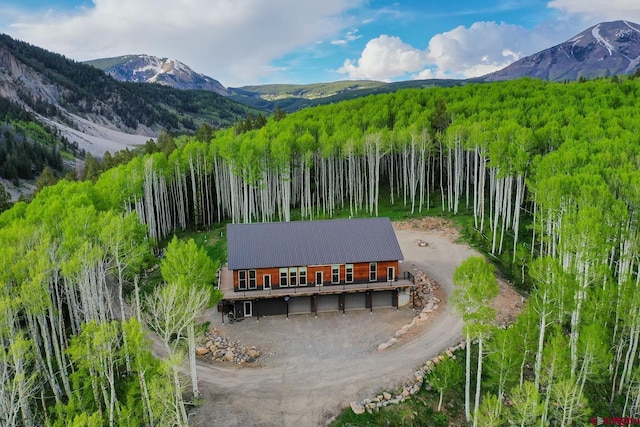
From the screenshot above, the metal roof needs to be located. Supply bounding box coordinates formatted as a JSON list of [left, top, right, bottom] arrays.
[[227, 217, 404, 270]]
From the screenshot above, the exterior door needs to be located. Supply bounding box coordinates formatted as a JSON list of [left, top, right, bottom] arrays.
[[316, 271, 323, 286], [387, 266, 395, 282], [243, 301, 253, 318], [263, 274, 271, 289]]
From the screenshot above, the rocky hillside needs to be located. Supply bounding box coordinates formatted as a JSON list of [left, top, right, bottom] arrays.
[[86, 54, 230, 95], [0, 34, 259, 155], [485, 20, 640, 82]]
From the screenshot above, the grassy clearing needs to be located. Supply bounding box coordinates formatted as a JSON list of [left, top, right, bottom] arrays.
[[167, 221, 229, 265]]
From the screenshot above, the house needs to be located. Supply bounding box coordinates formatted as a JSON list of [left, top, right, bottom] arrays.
[[218, 217, 413, 319]]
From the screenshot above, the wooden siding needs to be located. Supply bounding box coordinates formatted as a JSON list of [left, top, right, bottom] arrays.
[[232, 260, 400, 292]]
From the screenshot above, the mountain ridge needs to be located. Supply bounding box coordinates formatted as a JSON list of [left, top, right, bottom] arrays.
[[85, 54, 230, 95], [484, 20, 640, 81]]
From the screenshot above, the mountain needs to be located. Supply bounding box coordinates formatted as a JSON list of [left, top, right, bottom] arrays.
[[85, 55, 230, 95], [0, 34, 260, 156], [485, 20, 640, 82]]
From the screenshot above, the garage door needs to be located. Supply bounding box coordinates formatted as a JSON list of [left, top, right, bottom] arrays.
[[317, 294, 339, 312], [288, 296, 311, 314], [345, 292, 367, 310], [373, 290, 394, 308], [259, 299, 287, 316]]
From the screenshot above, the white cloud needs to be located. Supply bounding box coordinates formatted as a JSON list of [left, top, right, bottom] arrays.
[[4, 0, 365, 87], [331, 29, 361, 46], [338, 20, 578, 81], [426, 22, 532, 78], [548, 0, 640, 22], [337, 35, 429, 81], [339, 22, 545, 80]]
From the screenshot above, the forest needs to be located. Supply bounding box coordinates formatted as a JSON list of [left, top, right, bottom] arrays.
[[2, 76, 640, 425], [0, 97, 75, 183]]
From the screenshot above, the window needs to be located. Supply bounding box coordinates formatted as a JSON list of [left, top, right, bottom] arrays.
[[280, 268, 288, 287], [238, 270, 247, 290], [345, 264, 354, 283], [332, 265, 340, 284], [289, 267, 297, 287], [248, 270, 257, 289], [299, 267, 307, 286], [369, 262, 377, 281]]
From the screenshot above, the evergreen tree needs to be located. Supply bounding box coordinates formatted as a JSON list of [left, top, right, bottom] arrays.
[[0, 183, 10, 212]]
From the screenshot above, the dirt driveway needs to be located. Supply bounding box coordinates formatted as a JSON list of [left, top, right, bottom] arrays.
[[188, 219, 521, 426]]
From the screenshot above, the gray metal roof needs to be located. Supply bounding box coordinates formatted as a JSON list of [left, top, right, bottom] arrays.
[[227, 217, 404, 270]]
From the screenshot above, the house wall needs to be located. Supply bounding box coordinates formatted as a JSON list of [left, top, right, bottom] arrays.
[[233, 260, 400, 291]]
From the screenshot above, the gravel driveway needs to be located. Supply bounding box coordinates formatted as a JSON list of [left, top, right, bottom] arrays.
[[188, 225, 478, 426]]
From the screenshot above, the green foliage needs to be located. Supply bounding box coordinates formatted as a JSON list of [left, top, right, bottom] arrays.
[[81, 153, 101, 182], [508, 381, 543, 426], [429, 356, 464, 410], [162, 237, 215, 286], [452, 256, 499, 329], [0, 120, 67, 181], [474, 393, 503, 426], [34, 166, 59, 193], [234, 112, 268, 134], [273, 105, 286, 121], [0, 183, 11, 213], [51, 319, 178, 426], [430, 98, 450, 135]]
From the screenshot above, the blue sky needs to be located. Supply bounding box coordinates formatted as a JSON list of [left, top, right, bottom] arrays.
[[0, 0, 639, 87]]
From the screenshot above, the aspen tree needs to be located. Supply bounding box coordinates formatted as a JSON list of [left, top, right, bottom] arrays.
[[452, 256, 499, 425]]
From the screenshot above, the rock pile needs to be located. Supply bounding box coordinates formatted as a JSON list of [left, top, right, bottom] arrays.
[[412, 270, 439, 308], [195, 327, 260, 365], [351, 341, 466, 415]]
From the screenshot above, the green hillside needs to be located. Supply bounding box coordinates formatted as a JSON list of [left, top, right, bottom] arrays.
[[231, 80, 387, 100], [229, 78, 469, 112]]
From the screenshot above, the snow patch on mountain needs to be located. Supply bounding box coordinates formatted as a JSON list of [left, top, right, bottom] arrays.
[[623, 20, 640, 34], [484, 20, 640, 82], [592, 24, 615, 55], [90, 55, 230, 95]]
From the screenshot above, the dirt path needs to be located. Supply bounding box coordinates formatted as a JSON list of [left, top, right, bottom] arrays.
[[187, 219, 521, 426]]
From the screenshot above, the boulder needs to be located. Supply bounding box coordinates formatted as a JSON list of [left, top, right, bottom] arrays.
[[383, 392, 392, 400], [394, 328, 407, 338], [350, 401, 365, 415], [377, 342, 391, 351], [224, 350, 235, 362], [195, 346, 210, 356], [247, 349, 260, 358]]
